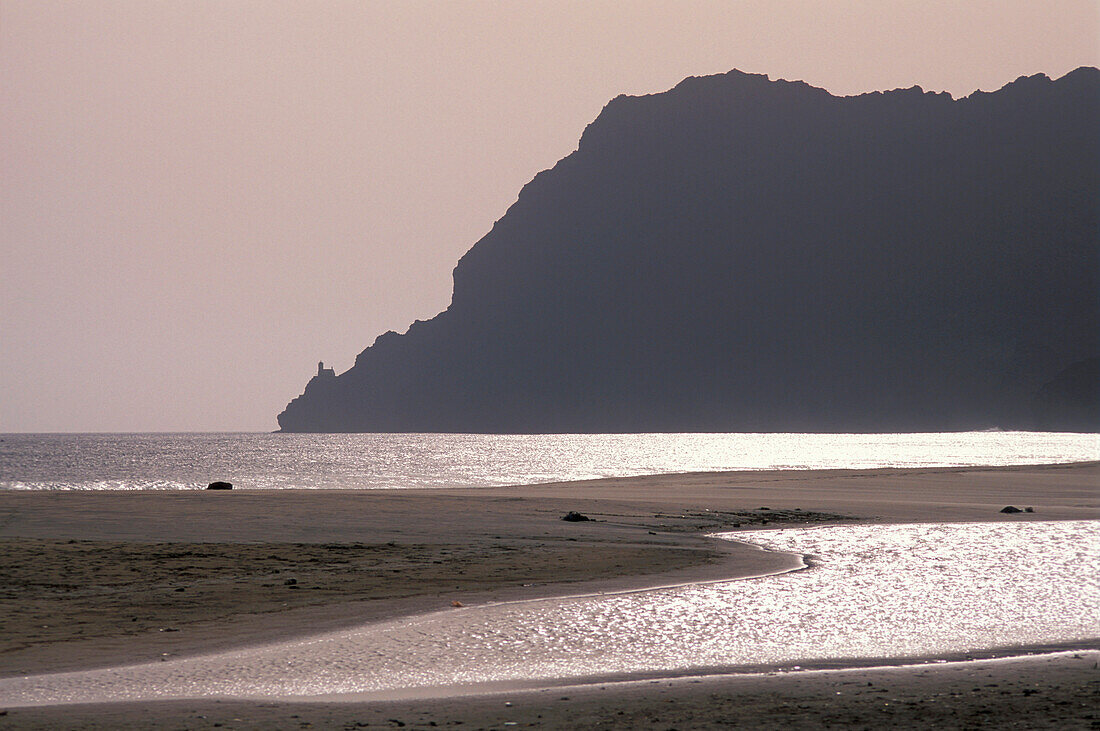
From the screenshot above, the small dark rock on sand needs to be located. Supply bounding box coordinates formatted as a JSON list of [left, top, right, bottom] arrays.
[[206, 481, 233, 490], [561, 511, 591, 522], [1000, 505, 1023, 513]]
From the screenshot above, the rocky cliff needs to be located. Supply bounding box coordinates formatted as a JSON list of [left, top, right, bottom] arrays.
[[279, 68, 1099, 433]]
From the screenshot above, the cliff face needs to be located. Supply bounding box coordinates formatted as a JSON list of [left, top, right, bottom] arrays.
[[279, 68, 1100, 433]]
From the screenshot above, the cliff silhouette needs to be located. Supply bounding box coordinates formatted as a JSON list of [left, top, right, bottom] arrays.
[[279, 68, 1099, 433]]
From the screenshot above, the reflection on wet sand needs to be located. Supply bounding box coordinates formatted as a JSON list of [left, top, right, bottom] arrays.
[[2, 521, 1096, 706]]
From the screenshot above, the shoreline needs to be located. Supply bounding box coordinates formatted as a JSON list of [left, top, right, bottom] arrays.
[[1, 461, 1097, 726], [7, 651, 1099, 729]]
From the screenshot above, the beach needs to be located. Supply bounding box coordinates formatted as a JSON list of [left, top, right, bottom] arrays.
[[1, 462, 1097, 727]]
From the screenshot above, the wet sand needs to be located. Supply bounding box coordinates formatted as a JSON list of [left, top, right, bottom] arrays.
[[0, 461, 1097, 727], [6, 651, 1096, 730]]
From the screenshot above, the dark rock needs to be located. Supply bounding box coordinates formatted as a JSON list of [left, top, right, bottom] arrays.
[[1024, 507, 1035, 513], [277, 67, 1099, 434], [561, 511, 591, 522], [283, 578, 297, 585], [1000, 505, 1024, 513], [206, 481, 233, 490]]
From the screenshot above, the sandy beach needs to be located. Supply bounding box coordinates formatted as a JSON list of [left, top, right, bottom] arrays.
[[0, 461, 1097, 728]]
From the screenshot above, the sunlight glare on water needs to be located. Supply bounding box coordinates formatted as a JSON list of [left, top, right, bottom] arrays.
[[1, 432, 1097, 490], [1, 521, 1095, 706]]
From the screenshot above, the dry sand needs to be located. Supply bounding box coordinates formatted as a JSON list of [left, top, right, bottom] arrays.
[[0, 461, 1097, 728]]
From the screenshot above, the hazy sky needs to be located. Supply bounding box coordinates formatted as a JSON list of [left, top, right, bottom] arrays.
[[2, 1, 1097, 432]]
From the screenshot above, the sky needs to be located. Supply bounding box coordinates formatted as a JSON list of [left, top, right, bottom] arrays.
[[2, 1, 1097, 433]]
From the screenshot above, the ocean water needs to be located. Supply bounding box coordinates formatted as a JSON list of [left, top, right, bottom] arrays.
[[2, 520, 1095, 705], [0, 431, 1097, 491]]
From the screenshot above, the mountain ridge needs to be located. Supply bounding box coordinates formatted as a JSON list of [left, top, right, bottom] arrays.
[[278, 68, 1099, 433]]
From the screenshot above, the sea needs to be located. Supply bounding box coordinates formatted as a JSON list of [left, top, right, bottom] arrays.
[[1, 431, 1097, 491]]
